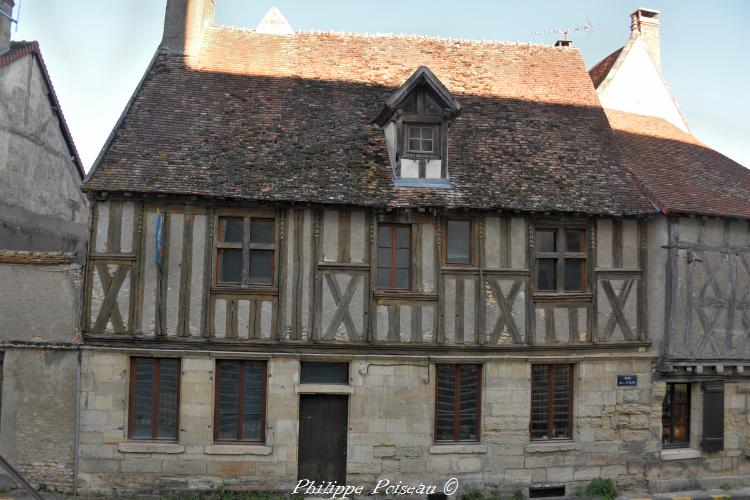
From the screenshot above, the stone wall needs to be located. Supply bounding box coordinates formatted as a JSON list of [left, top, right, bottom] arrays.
[[79, 349, 750, 495]]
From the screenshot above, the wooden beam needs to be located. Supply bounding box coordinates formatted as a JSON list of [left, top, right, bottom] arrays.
[[106, 200, 122, 253], [177, 213, 194, 337], [338, 210, 351, 263]]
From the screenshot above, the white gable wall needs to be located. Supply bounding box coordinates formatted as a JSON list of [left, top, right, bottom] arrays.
[[597, 37, 688, 132]]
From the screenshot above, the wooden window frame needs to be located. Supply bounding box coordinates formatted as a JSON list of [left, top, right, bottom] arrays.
[[662, 382, 691, 449], [433, 364, 482, 443], [529, 363, 574, 441], [213, 359, 268, 444], [534, 226, 588, 294], [444, 218, 473, 266], [128, 357, 181, 442], [215, 215, 276, 288], [405, 124, 439, 155], [377, 223, 412, 291]]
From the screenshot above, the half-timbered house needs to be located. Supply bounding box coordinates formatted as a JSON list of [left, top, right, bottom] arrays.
[[77, 1, 750, 495]]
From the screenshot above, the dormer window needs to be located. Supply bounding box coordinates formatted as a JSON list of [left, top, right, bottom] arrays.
[[373, 66, 461, 187]]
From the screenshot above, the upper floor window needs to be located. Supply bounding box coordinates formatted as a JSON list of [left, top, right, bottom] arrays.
[[407, 125, 436, 154], [216, 216, 275, 287], [535, 227, 587, 293], [445, 219, 472, 265], [377, 224, 411, 290]]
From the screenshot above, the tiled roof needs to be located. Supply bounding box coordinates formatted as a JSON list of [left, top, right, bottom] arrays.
[[589, 47, 623, 89], [1, 41, 84, 178], [85, 27, 654, 215], [605, 109, 750, 220]]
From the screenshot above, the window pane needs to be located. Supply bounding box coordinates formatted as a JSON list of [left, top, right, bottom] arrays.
[[436, 366, 456, 441], [537, 259, 557, 290], [396, 248, 410, 268], [422, 139, 433, 152], [672, 383, 690, 444], [458, 365, 479, 440], [408, 126, 420, 139], [157, 359, 179, 439], [421, 127, 434, 140], [565, 230, 585, 252], [552, 365, 571, 439], [219, 248, 242, 283], [661, 388, 673, 445], [377, 247, 391, 268], [377, 226, 392, 247], [249, 250, 273, 284], [377, 267, 391, 288], [396, 227, 410, 248], [537, 230, 556, 252], [250, 219, 274, 245], [132, 358, 155, 439], [300, 362, 349, 385], [530, 365, 549, 439], [219, 218, 243, 243], [218, 361, 239, 440], [408, 139, 421, 151], [242, 362, 265, 441], [395, 268, 409, 289], [447, 220, 470, 263], [564, 259, 584, 291]]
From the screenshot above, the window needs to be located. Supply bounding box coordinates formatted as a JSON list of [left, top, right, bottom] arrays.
[[300, 362, 349, 385], [216, 216, 275, 286], [662, 382, 690, 448], [377, 224, 411, 290], [445, 219, 471, 265], [535, 227, 587, 292], [128, 357, 180, 440], [530, 364, 573, 440], [435, 364, 481, 442], [407, 125, 436, 154], [214, 360, 266, 443]]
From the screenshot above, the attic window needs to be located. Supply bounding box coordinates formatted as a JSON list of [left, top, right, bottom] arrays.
[[373, 66, 461, 186]]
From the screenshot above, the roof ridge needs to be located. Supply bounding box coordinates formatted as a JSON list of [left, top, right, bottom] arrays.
[[208, 24, 569, 50]]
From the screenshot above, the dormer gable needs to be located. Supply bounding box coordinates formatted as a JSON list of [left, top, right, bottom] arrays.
[[374, 66, 461, 187]]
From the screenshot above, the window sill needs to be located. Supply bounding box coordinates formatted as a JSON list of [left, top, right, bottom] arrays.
[[118, 442, 184, 454], [296, 384, 352, 394], [533, 293, 592, 303], [205, 444, 272, 456], [430, 444, 487, 455], [373, 290, 439, 302], [211, 286, 278, 296], [525, 441, 580, 453], [660, 448, 701, 460]]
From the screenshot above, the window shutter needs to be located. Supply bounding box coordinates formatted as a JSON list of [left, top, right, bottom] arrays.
[[701, 381, 724, 452]]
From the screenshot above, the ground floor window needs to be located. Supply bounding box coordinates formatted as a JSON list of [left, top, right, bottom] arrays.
[[128, 357, 180, 440], [435, 364, 481, 442], [662, 382, 690, 447], [214, 360, 267, 442], [530, 364, 573, 440]]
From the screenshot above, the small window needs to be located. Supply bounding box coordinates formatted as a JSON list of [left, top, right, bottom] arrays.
[[215, 360, 266, 443], [445, 219, 471, 265], [535, 227, 587, 293], [531, 364, 573, 440], [129, 357, 180, 440], [662, 382, 690, 448], [407, 125, 435, 154], [216, 216, 275, 287], [300, 361, 349, 385], [377, 224, 411, 290], [435, 364, 481, 442]]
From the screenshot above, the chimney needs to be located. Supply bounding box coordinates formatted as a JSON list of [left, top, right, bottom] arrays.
[[161, 0, 215, 56], [0, 0, 14, 55], [630, 7, 661, 71], [554, 40, 572, 48]]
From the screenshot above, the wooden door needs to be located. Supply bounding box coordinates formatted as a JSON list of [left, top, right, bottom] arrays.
[[298, 394, 348, 483]]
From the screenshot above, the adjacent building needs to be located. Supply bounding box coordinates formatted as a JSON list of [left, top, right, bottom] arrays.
[[0, 0, 87, 492], [75, 1, 749, 495]]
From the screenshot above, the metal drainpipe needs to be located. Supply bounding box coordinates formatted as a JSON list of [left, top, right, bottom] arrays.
[[73, 348, 81, 496]]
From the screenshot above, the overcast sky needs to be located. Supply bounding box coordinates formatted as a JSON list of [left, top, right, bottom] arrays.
[[11, 0, 750, 171]]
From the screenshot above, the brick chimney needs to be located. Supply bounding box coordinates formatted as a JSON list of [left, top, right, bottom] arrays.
[[630, 7, 661, 71], [161, 0, 215, 56], [0, 0, 14, 55]]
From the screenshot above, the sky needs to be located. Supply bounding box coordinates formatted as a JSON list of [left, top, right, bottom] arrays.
[[10, 0, 750, 171]]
